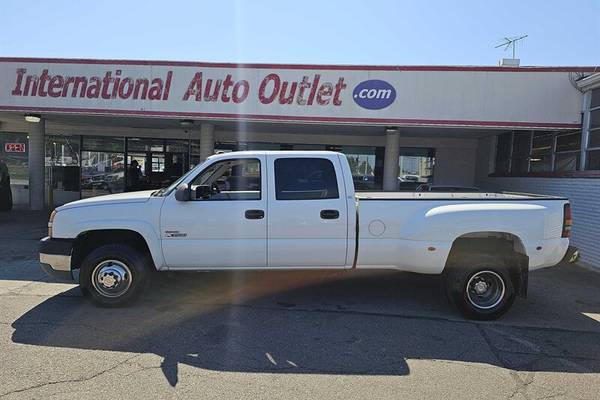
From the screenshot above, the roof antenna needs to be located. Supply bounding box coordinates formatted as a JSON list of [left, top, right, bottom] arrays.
[[495, 35, 528, 60]]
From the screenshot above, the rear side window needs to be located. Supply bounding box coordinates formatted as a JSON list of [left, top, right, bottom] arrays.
[[275, 158, 339, 200]]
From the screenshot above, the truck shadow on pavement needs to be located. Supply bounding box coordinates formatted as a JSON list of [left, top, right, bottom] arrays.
[[11, 268, 600, 387]]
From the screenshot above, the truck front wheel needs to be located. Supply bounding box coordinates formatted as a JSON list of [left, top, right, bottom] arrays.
[[445, 255, 516, 320], [79, 244, 150, 307]]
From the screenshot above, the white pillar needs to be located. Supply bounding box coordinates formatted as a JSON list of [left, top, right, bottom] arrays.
[[383, 129, 400, 191], [199, 123, 215, 162], [28, 118, 45, 210]]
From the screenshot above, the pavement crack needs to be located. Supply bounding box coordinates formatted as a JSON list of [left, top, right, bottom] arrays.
[[0, 353, 141, 398], [507, 371, 535, 400], [534, 390, 571, 400]]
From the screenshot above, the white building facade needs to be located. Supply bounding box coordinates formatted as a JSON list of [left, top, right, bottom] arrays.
[[0, 58, 598, 266]]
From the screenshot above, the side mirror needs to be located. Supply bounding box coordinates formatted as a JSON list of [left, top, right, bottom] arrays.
[[174, 184, 191, 201], [195, 184, 212, 200]]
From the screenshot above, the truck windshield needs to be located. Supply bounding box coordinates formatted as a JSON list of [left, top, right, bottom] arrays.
[[151, 166, 199, 197]]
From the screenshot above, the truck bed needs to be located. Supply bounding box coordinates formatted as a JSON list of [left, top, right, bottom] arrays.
[[356, 191, 567, 201]]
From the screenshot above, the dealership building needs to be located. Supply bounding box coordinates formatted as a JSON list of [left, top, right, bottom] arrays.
[[0, 57, 599, 267]]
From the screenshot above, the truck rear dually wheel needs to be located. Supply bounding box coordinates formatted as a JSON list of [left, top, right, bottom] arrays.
[[79, 244, 150, 307], [445, 254, 516, 320]]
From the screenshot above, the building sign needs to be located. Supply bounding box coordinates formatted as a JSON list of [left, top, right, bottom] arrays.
[[4, 143, 25, 153], [352, 79, 396, 110], [0, 58, 588, 128]]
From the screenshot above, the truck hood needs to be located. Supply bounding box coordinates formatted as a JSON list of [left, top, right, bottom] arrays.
[[57, 190, 156, 211]]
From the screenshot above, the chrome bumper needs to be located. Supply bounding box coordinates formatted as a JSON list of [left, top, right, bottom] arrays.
[[39, 253, 72, 271], [39, 236, 75, 282]]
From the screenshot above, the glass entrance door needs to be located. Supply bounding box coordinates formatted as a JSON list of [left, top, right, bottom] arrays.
[[45, 134, 81, 206]]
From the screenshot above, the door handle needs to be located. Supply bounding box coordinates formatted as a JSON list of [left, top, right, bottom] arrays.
[[320, 209, 339, 219], [245, 209, 265, 219]]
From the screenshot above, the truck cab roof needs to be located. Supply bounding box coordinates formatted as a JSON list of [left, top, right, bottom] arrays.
[[208, 150, 342, 158]]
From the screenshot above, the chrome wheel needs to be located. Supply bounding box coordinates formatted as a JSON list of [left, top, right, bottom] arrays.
[[91, 260, 132, 298], [466, 270, 506, 310]]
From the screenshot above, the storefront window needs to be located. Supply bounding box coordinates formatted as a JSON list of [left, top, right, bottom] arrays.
[[590, 109, 600, 130], [45, 135, 81, 205], [398, 148, 435, 191], [83, 136, 125, 152], [555, 152, 580, 171], [555, 132, 581, 152], [81, 151, 125, 197], [590, 131, 600, 149], [586, 149, 600, 170], [46, 135, 80, 167], [127, 137, 164, 152], [494, 130, 584, 174], [344, 146, 379, 191], [0, 132, 28, 186], [151, 154, 165, 172], [125, 138, 188, 191], [530, 132, 553, 172], [245, 142, 285, 151], [511, 131, 532, 174], [554, 131, 581, 171], [587, 130, 600, 170], [165, 140, 190, 153], [126, 153, 148, 180], [81, 136, 125, 197], [591, 88, 600, 109], [494, 132, 512, 174], [190, 139, 203, 168]]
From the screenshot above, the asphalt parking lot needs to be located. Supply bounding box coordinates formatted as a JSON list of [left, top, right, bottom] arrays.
[[1, 211, 600, 399]]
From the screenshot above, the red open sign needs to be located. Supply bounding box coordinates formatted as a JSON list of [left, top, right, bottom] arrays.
[[4, 143, 26, 153]]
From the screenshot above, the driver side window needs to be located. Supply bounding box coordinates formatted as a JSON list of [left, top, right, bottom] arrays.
[[190, 158, 261, 200]]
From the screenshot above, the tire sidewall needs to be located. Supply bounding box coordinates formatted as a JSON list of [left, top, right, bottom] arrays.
[[79, 244, 149, 307], [446, 258, 516, 320]]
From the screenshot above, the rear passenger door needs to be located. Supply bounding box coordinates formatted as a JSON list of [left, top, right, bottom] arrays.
[[267, 155, 348, 267]]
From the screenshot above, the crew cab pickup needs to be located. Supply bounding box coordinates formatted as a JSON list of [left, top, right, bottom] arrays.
[[39, 151, 578, 319]]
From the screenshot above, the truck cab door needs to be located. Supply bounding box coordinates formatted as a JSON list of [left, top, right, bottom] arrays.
[[267, 154, 349, 268], [160, 155, 267, 269]]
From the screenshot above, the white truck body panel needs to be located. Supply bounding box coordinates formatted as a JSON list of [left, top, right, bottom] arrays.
[[50, 196, 166, 269], [356, 198, 567, 273], [159, 154, 268, 269], [265, 153, 350, 268], [49, 151, 570, 274]]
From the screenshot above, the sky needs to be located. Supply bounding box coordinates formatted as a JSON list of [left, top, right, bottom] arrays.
[[1, 0, 599, 66]]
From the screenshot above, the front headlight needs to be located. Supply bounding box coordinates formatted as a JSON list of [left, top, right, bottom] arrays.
[[48, 209, 57, 237]]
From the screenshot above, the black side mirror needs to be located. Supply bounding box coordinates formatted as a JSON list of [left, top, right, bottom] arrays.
[[195, 184, 212, 200], [174, 184, 191, 201]]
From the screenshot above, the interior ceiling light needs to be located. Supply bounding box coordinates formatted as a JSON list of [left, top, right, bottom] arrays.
[[24, 113, 41, 123], [179, 119, 194, 127]]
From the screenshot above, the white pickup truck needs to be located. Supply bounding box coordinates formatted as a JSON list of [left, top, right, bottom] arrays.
[[39, 151, 578, 319]]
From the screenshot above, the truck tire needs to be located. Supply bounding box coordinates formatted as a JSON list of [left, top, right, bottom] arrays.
[[445, 254, 516, 320], [79, 244, 150, 307]]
